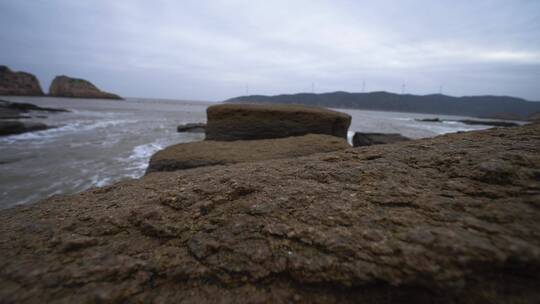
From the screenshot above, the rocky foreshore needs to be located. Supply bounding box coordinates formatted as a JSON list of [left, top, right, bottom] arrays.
[[0, 108, 539, 303]]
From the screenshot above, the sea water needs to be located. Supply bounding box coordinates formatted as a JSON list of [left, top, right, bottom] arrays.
[[0, 96, 495, 209]]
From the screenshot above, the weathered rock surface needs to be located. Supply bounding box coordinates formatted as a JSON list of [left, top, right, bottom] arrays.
[[353, 132, 411, 147], [0, 121, 49, 136], [147, 134, 350, 173], [0, 66, 44, 96], [1, 123, 540, 303], [49, 75, 122, 99], [206, 103, 351, 141], [177, 123, 206, 133]]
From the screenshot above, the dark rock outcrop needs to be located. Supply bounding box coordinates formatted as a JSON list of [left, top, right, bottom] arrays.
[[0, 66, 44, 96], [0, 99, 68, 120], [353, 132, 410, 147], [416, 117, 442, 122], [416, 117, 519, 127], [0, 121, 49, 136], [1, 123, 540, 303], [49, 75, 122, 100], [206, 103, 351, 141], [177, 123, 206, 133], [147, 134, 350, 173]]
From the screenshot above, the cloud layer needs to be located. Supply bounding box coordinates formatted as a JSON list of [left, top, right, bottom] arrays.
[[1, 0, 539, 101]]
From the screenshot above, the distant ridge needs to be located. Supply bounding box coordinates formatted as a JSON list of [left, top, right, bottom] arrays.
[[226, 91, 540, 120]]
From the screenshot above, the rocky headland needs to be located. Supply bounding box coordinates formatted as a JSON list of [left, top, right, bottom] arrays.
[[49, 75, 122, 100], [0, 103, 539, 303], [0, 66, 44, 96]]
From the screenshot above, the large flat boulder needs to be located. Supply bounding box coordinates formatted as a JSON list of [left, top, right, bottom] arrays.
[[1, 123, 540, 303], [0, 66, 44, 96], [205, 103, 351, 141], [147, 134, 349, 173], [49, 75, 122, 100]]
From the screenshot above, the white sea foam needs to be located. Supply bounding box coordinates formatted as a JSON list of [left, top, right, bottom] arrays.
[[0, 119, 136, 144], [120, 141, 167, 178]]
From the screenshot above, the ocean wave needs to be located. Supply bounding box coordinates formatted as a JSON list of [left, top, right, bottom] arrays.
[[117, 141, 168, 178]]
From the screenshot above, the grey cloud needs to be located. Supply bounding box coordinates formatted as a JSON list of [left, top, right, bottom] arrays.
[[1, 0, 539, 101]]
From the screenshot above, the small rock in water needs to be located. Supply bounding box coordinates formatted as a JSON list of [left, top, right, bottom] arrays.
[[177, 123, 206, 133], [352, 132, 410, 147]]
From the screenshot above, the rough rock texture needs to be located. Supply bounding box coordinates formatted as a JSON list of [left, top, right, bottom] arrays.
[[0, 121, 49, 136], [353, 132, 411, 147], [49, 75, 122, 99], [177, 123, 206, 133], [147, 134, 350, 173], [206, 103, 351, 141], [1, 123, 540, 303], [0, 66, 44, 96]]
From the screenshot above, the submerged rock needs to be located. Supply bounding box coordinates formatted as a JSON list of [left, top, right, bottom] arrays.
[[0, 121, 49, 136], [147, 134, 350, 173], [49, 75, 122, 100], [352, 132, 410, 147], [1, 123, 540, 303], [415, 117, 442, 122], [415, 117, 519, 128], [177, 123, 206, 133], [0, 66, 44, 96], [0, 99, 68, 120], [205, 103, 351, 141]]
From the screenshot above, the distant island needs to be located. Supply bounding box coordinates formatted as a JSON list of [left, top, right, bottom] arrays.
[[0, 65, 122, 100], [226, 91, 540, 121], [49, 75, 122, 100], [0, 65, 44, 96]]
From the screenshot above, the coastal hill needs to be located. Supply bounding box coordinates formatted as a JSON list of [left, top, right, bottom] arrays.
[[226, 91, 540, 120], [0, 65, 44, 96], [49, 75, 122, 100]]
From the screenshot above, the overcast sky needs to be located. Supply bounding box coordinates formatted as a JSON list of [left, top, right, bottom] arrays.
[[1, 0, 539, 101]]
